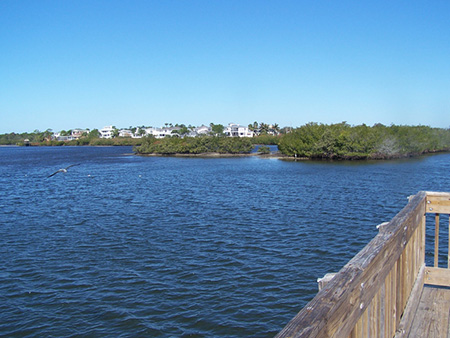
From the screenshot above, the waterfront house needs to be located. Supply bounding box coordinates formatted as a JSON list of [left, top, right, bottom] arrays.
[[224, 123, 255, 137], [71, 129, 89, 138], [53, 132, 77, 141], [97, 123, 258, 139], [99, 126, 114, 139], [143, 126, 181, 139], [194, 125, 211, 136], [118, 129, 133, 138]]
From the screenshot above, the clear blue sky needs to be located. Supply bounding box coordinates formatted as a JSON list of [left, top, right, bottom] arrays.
[[1, 0, 449, 133]]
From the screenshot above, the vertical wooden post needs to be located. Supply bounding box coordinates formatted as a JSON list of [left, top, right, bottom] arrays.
[[420, 214, 426, 285], [448, 216, 450, 269], [435, 213, 440, 267]]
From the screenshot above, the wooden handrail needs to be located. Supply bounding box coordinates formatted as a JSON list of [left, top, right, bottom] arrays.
[[275, 191, 442, 337]]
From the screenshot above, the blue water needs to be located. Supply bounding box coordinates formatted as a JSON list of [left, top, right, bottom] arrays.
[[0, 146, 449, 337]]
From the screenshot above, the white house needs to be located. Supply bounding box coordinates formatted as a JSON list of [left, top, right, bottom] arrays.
[[132, 128, 146, 138], [195, 125, 211, 135], [119, 129, 133, 138], [71, 129, 89, 138], [53, 132, 77, 141], [224, 123, 254, 137], [143, 127, 181, 139], [95, 123, 258, 139], [100, 126, 114, 138]]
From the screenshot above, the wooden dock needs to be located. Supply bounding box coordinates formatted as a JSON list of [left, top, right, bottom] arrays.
[[276, 191, 450, 338], [408, 285, 450, 337]]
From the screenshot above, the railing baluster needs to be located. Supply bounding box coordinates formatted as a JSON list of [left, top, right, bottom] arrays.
[[448, 216, 450, 269], [275, 192, 450, 337], [435, 213, 440, 267]]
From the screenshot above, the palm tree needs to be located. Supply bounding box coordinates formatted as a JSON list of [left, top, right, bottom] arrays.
[[250, 121, 259, 136], [272, 123, 280, 135], [259, 122, 269, 134], [112, 126, 119, 138]]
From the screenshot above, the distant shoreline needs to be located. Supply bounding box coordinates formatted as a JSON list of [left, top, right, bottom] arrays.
[[137, 152, 288, 159], [136, 149, 450, 161], [4, 143, 449, 161]]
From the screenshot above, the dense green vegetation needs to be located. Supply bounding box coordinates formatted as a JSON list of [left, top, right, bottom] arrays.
[[257, 146, 271, 154], [250, 134, 280, 145], [2, 123, 450, 160], [39, 137, 143, 146], [134, 136, 253, 154], [0, 130, 52, 145], [277, 123, 450, 159], [0, 130, 143, 146], [81, 137, 142, 146]]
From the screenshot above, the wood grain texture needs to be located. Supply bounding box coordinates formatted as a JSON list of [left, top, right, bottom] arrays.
[[426, 192, 450, 214], [407, 285, 450, 338], [394, 264, 425, 338], [276, 192, 428, 337], [424, 267, 450, 287]]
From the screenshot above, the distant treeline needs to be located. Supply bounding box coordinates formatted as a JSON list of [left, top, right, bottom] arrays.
[[0, 131, 47, 145], [0, 130, 276, 147], [37, 138, 143, 147], [3, 123, 450, 160], [0, 131, 143, 146], [277, 123, 450, 159], [135, 136, 254, 154]]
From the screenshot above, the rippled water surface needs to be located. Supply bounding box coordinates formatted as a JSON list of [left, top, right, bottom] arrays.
[[1, 146, 449, 337]]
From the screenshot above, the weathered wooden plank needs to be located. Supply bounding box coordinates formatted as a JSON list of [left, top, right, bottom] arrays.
[[407, 285, 450, 337], [385, 266, 393, 337], [275, 192, 427, 338], [426, 192, 450, 214], [396, 250, 403, 328], [420, 214, 426, 276], [362, 307, 368, 337], [435, 214, 440, 267], [380, 281, 386, 337], [409, 230, 415, 294], [392, 262, 398, 336], [394, 264, 425, 338], [368, 291, 379, 337], [400, 249, 407, 315], [351, 315, 361, 338], [404, 237, 411, 308], [386, 269, 393, 337], [385, 271, 391, 337], [424, 267, 450, 287]]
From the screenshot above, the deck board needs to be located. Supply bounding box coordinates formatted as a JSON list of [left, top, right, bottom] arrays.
[[408, 285, 450, 337]]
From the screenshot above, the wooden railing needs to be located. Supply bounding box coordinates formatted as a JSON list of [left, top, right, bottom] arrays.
[[423, 192, 450, 288], [275, 191, 450, 338]]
